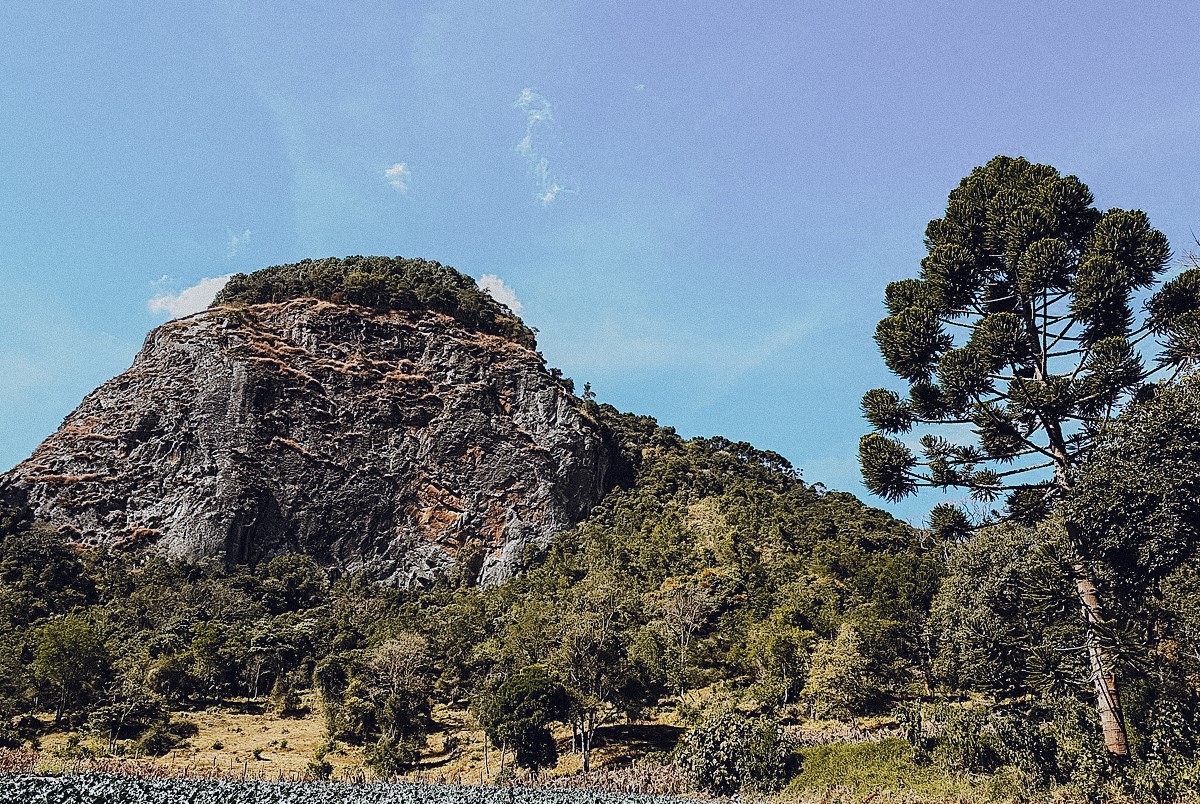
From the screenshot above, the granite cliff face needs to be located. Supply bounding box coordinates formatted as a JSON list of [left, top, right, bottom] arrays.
[[0, 298, 615, 586]]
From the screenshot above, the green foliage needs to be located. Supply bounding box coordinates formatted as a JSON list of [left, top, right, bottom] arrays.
[[270, 676, 303, 717], [786, 738, 965, 799], [861, 388, 916, 434], [308, 739, 335, 780], [213, 256, 536, 348], [135, 717, 198, 756], [0, 525, 95, 627], [858, 433, 917, 502], [678, 707, 790, 795], [928, 503, 972, 543], [34, 615, 110, 725], [314, 636, 433, 768], [800, 623, 874, 719], [925, 704, 1055, 782], [861, 155, 1180, 516], [85, 691, 168, 747], [477, 665, 569, 773], [1063, 376, 1200, 599], [363, 735, 424, 780]]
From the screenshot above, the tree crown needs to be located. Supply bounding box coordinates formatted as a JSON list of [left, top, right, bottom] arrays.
[[860, 156, 1197, 517]]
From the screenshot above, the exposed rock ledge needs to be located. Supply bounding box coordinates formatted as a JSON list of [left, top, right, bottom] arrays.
[[0, 298, 615, 586]]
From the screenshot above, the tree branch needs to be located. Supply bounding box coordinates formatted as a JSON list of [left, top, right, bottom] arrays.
[[969, 393, 1060, 462]]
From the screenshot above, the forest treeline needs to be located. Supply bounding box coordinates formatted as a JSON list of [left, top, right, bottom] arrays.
[[4, 157, 1200, 802], [6, 386, 1200, 800]]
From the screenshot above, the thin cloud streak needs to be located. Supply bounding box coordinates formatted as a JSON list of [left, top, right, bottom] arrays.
[[226, 228, 252, 258], [514, 88, 575, 206], [384, 162, 411, 192]]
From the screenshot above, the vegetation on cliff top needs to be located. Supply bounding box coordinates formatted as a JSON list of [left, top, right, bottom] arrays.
[[214, 256, 536, 349]]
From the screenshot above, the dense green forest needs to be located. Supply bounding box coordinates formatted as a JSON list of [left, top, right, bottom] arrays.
[[0, 405, 942, 792], [4, 157, 1200, 803]]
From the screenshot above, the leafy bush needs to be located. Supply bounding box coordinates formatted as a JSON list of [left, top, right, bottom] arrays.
[[930, 706, 1020, 775], [135, 718, 198, 757], [800, 624, 874, 719], [476, 665, 570, 774], [363, 735, 423, 779], [270, 677, 303, 718], [85, 694, 167, 746], [308, 738, 335, 780], [212, 256, 536, 348], [677, 707, 790, 795]]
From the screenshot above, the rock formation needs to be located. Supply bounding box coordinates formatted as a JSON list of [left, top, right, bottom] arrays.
[[0, 297, 615, 586]]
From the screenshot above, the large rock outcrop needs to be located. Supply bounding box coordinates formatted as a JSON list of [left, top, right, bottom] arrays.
[[1, 298, 615, 586]]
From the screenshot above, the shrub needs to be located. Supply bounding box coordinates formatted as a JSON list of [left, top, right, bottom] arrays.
[[678, 707, 790, 795], [363, 736, 422, 779], [308, 738, 335, 780], [931, 706, 1011, 774], [135, 718, 198, 757], [799, 624, 874, 719], [86, 694, 167, 747], [271, 677, 303, 718]]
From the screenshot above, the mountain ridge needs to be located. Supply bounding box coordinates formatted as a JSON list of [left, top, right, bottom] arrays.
[[1, 282, 614, 586]]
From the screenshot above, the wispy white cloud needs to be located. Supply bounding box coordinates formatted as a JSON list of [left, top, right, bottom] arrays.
[[633, 83, 646, 92], [477, 274, 524, 312], [148, 275, 234, 319], [384, 162, 412, 192], [514, 88, 575, 206], [226, 228, 252, 258]]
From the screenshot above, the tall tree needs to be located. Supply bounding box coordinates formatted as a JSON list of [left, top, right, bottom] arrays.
[[858, 156, 1198, 759], [33, 615, 109, 725]]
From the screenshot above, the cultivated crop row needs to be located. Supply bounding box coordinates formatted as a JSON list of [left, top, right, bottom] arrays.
[[0, 774, 696, 804]]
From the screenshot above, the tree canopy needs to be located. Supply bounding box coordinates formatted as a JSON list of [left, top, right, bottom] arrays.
[[859, 155, 1191, 516], [857, 155, 1200, 762]]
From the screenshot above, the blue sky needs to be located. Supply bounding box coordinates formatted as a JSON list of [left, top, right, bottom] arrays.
[[2, 1, 1199, 524]]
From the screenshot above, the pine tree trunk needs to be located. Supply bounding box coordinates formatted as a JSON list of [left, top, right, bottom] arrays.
[[1052, 446, 1130, 761], [1073, 565, 1129, 759]]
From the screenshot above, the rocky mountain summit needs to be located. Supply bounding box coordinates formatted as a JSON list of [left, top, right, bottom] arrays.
[[1, 258, 617, 586]]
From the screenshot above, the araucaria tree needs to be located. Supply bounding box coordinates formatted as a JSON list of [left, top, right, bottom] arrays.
[[859, 155, 1200, 760]]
